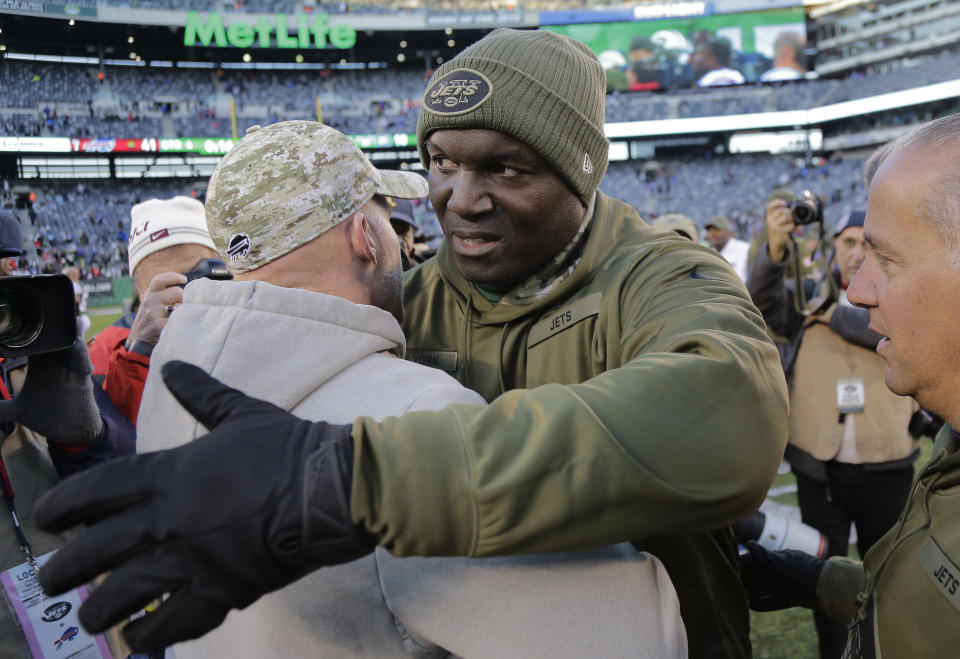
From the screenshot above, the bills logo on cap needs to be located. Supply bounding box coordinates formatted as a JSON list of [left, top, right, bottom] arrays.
[[226, 233, 251, 263], [423, 68, 493, 116]]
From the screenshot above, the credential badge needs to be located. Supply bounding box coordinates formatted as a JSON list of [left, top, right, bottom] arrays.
[[423, 68, 493, 117]]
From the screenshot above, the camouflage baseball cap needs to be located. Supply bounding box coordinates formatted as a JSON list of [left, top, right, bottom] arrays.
[[206, 120, 429, 273]]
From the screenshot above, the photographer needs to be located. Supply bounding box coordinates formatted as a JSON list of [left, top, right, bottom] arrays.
[[87, 196, 222, 425], [0, 212, 130, 656], [747, 201, 917, 658]]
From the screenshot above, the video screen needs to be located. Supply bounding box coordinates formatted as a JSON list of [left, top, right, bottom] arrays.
[[542, 7, 808, 92]]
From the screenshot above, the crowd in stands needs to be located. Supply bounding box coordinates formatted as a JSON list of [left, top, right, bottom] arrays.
[[1, 36, 954, 290], [599, 153, 866, 243], [1, 148, 869, 294], [4, 49, 960, 140], [2, 181, 189, 280], [0, 61, 430, 139]]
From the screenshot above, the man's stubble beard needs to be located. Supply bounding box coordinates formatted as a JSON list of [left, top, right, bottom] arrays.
[[372, 257, 404, 325]]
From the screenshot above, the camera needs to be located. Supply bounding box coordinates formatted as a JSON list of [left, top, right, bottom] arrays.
[[734, 510, 829, 557], [182, 258, 232, 284], [786, 191, 824, 226], [0, 275, 77, 357]]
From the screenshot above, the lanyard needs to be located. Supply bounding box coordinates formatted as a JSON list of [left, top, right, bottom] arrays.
[[0, 363, 40, 573], [0, 453, 39, 573]]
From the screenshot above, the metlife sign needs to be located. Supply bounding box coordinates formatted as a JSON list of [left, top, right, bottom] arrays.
[[183, 11, 357, 49]]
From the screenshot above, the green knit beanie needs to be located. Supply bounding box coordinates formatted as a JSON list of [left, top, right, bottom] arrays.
[[417, 28, 609, 204]]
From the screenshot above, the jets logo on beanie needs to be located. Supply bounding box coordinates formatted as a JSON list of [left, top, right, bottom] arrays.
[[417, 29, 609, 204], [424, 69, 493, 115]]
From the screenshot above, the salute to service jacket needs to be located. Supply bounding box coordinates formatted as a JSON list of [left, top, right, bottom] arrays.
[[818, 424, 960, 658], [349, 191, 790, 659]]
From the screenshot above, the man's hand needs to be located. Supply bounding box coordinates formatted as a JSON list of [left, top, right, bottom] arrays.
[[765, 199, 796, 264], [34, 361, 374, 653], [0, 340, 103, 445], [126, 272, 187, 348], [740, 540, 825, 611]]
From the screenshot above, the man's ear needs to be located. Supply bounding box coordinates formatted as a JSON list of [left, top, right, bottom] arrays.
[[346, 212, 378, 267]]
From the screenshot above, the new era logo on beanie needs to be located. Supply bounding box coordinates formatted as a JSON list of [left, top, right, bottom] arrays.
[[417, 29, 609, 205]]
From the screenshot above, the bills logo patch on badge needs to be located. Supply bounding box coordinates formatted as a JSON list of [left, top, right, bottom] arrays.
[[2, 552, 113, 658], [423, 69, 493, 116], [54, 626, 79, 650]]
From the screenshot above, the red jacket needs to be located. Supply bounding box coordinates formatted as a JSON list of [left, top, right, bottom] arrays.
[[88, 324, 150, 426]]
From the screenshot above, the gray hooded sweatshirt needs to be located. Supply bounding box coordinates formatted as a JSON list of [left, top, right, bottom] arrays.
[[138, 278, 686, 659]]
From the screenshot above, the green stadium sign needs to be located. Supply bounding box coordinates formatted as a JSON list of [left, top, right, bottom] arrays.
[[184, 11, 357, 49]]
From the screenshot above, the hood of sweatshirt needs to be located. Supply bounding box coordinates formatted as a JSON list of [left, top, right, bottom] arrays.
[[147, 277, 405, 416]]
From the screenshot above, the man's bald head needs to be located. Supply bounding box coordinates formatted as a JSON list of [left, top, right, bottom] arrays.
[[871, 114, 960, 267]]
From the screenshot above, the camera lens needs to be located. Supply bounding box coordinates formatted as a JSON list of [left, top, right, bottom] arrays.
[[0, 283, 44, 348], [792, 203, 813, 224]]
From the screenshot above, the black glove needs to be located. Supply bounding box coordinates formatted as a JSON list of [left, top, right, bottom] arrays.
[[0, 340, 103, 445], [34, 360, 375, 653], [740, 540, 825, 611]]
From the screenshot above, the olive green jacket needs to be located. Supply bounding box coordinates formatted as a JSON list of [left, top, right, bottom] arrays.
[[349, 191, 789, 658], [819, 424, 960, 658]]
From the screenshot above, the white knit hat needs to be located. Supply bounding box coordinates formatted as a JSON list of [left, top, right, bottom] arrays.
[[127, 196, 217, 275]]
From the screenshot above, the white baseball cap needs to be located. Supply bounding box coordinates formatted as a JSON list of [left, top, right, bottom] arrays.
[[128, 196, 217, 275]]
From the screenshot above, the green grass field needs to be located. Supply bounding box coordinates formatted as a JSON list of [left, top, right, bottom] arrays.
[[751, 608, 818, 658], [86, 309, 123, 341]]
